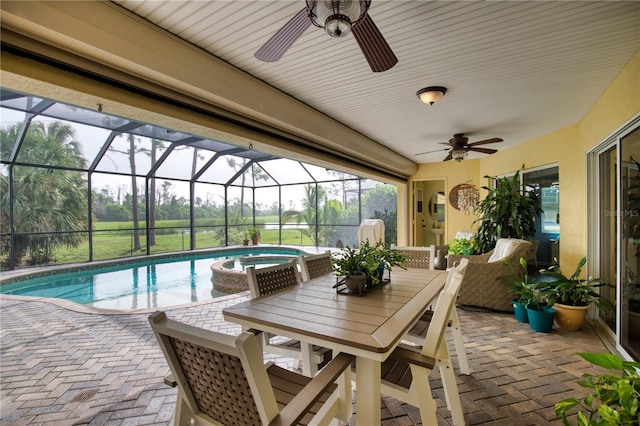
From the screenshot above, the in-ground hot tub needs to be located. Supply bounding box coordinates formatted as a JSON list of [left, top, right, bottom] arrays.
[[210, 254, 301, 293]]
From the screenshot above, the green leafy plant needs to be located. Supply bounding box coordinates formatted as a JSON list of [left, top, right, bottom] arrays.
[[541, 257, 614, 312], [503, 257, 554, 311], [555, 352, 640, 425], [332, 245, 364, 277], [474, 171, 542, 254], [448, 237, 479, 255], [249, 227, 260, 239], [332, 240, 408, 286]]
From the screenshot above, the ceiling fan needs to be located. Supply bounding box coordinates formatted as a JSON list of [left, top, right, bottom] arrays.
[[416, 133, 503, 162], [254, 0, 397, 72]]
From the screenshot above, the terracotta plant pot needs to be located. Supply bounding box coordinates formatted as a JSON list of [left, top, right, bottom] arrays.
[[553, 303, 589, 331]]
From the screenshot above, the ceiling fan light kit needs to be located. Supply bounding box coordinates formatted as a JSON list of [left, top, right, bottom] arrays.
[[255, 0, 397, 72], [415, 133, 503, 162], [308, 0, 367, 38], [451, 148, 468, 162], [416, 86, 447, 105]]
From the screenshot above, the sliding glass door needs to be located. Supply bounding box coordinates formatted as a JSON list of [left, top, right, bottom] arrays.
[[590, 118, 639, 361], [620, 127, 640, 359]]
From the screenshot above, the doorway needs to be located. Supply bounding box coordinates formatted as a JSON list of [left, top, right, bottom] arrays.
[[522, 166, 560, 268], [412, 180, 445, 246]]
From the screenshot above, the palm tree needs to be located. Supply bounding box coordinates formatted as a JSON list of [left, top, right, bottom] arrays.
[[282, 184, 341, 246], [0, 121, 88, 265]]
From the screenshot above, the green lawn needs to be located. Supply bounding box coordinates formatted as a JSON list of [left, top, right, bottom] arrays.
[[48, 220, 314, 265]]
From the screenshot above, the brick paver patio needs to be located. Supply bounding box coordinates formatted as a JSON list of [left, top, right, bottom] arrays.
[[0, 292, 611, 425]]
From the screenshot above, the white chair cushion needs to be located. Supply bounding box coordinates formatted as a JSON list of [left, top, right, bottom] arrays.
[[488, 239, 515, 263]]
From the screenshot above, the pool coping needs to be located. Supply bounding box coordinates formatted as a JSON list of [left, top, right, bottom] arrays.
[[0, 291, 249, 315]]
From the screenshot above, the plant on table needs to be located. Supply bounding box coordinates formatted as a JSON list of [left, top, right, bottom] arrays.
[[332, 240, 408, 288], [555, 352, 640, 425]]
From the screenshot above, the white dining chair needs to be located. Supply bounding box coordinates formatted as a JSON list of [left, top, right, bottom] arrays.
[[298, 250, 333, 282], [149, 311, 354, 426], [403, 258, 471, 375], [246, 260, 332, 376], [374, 267, 467, 425]]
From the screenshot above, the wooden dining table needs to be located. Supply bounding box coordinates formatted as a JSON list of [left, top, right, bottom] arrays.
[[222, 267, 448, 425]]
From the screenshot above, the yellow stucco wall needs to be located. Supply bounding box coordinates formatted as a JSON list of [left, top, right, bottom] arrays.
[[410, 48, 639, 271]]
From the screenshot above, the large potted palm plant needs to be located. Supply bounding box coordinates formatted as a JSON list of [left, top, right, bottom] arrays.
[[474, 171, 542, 254]]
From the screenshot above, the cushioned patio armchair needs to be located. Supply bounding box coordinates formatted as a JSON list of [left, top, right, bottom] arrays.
[[447, 238, 533, 312]]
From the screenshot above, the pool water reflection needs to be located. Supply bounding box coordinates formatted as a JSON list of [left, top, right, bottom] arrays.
[[0, 247, 307, 310]]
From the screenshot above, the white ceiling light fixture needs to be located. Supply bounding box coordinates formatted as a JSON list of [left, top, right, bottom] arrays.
[[451, 148, 468, 162], [308, 0, 368, 38], [416, 86, 447, 105]]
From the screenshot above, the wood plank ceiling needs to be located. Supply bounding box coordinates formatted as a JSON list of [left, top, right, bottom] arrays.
[[114, 1, 639, 163]]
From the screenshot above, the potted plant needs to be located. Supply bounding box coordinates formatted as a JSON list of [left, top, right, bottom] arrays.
[[474, 171, 542, 254], [242, 230, 250, 246], [503, 257, 536, 323], [332, 245, 367, 293], [249, 227, 260, 245], [448, 237, 480, 255], [332, 241, 408, 293], [555, 352, 640, 425], [525, 281, 557, 333], [502, 256, 556, 331], [541, 257, 614, 331]]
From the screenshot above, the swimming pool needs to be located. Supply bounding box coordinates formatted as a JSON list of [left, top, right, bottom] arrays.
[[0, 247, 309, 310]]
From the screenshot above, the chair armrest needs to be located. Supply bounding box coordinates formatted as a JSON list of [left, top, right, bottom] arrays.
[[270, 352, 355, 426], [390, 344, 436, 369], [447, 251, 493, 268]]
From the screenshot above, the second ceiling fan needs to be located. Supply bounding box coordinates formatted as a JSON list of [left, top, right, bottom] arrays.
[[254, 0, 397, 72], [417, 133, 503, 162]]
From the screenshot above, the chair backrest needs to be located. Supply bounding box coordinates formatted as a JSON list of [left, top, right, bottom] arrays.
[[391, 245, 436, 269], [298, 250, 333, 281], [422, 266, 465, 357], [149, 311, 279, 425], [246, 259, 300, 298]]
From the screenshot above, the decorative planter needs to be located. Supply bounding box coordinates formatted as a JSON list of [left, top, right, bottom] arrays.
[[512, 300, 529, 323], [527, 307, 556, 333], [553, 303, 589, 331], [365, 264, 386, 288], [344, 273, 367, 294]]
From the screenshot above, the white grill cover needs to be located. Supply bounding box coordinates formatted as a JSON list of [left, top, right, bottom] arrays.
[[358, 219, 385, 246]]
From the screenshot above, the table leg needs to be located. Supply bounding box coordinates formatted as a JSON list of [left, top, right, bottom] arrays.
[[301, 342, 316, 376], [355, 357, 381, 425]]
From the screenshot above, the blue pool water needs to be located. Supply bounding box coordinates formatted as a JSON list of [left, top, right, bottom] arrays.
[[0, 248, 305, 310]]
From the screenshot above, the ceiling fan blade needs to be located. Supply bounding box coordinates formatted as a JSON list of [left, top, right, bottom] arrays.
[[443, 152, 454, 162], [415, 148, 449, 155], [469, 147, 498, 155], [468, 138, 503, 146], [351, 14, 397, 72], [255, 8, 311, 62]]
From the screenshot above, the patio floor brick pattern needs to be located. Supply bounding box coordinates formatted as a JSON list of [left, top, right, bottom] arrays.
[[0, 294, 611, 425]]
